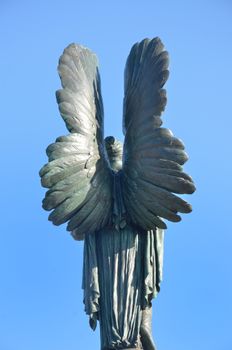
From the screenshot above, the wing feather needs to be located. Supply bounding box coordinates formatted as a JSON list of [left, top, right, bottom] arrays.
[[122, 38, 195, 230], [40, 44, 112, 238]]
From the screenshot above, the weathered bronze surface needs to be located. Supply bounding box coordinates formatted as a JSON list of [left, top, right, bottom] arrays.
[[40, 38, 195, 349]]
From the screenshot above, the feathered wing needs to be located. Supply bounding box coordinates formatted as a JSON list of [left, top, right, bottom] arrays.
[[122, 38, 196, 230], [40, 44, 112, 239]]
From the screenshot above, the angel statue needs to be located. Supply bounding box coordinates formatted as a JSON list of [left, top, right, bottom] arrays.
[[39, 37, 195, 350]]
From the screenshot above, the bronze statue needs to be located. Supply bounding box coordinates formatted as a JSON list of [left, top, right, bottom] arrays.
[[40, 38, 195, 350]]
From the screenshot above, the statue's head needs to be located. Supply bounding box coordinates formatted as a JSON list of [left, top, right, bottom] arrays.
[[104, 136, 123, 172]]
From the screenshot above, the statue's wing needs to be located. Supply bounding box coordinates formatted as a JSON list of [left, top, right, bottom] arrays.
[[39, 44, 112, 239], [122, 38, 196, 230]]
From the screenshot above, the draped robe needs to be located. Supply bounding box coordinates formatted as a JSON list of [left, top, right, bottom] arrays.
[[83, 172, 164, 349]]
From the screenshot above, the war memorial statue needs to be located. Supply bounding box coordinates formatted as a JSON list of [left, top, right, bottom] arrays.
[[39, 37, 195, 350]]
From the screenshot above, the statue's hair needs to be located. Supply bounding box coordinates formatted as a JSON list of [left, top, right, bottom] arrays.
[[104, 136, 123, 170]]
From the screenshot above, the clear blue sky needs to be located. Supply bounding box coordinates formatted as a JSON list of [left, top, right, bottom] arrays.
[[0, 1, 231, 349]]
